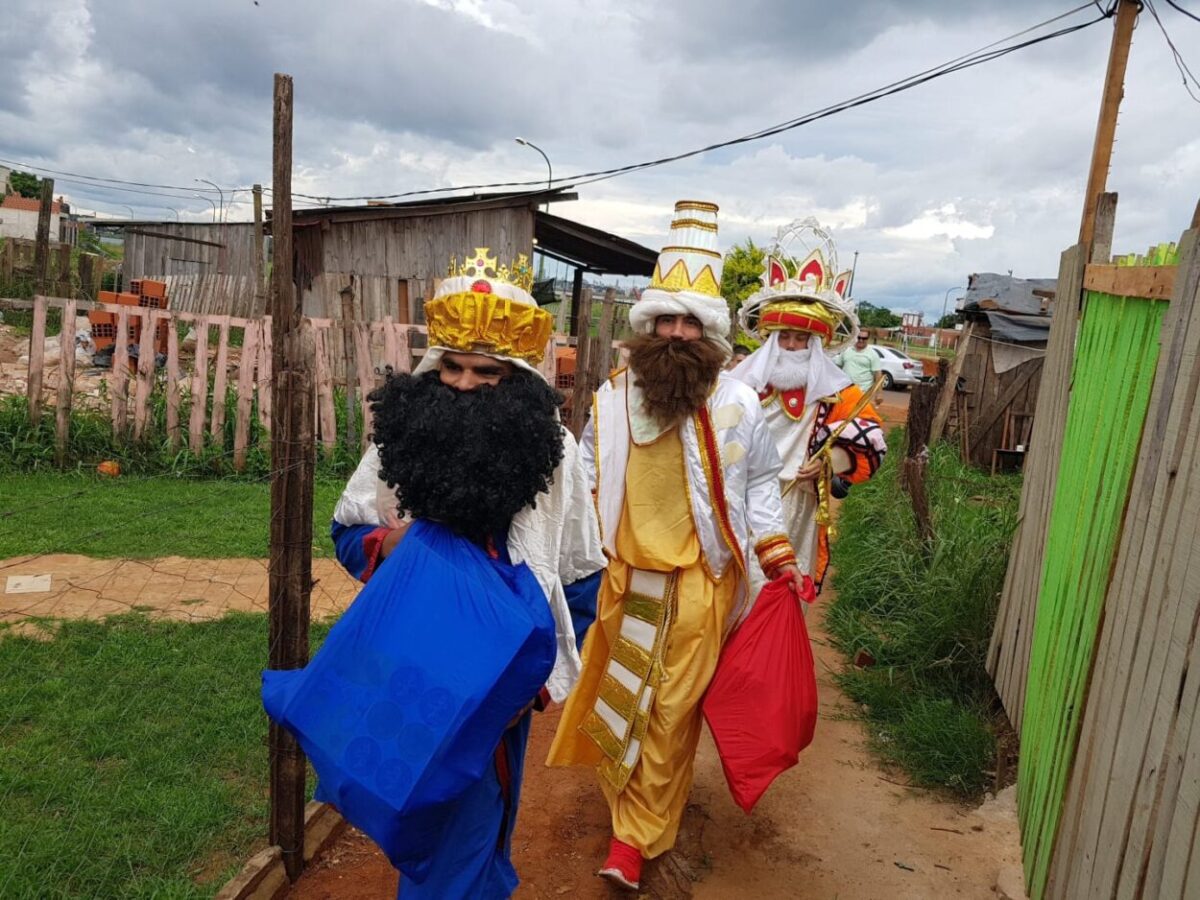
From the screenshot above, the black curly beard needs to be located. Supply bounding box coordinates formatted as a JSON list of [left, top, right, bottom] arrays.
[[368, 369, 565, 544]]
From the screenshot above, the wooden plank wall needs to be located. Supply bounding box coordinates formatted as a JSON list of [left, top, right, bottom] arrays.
[[122, 223, 260, 279], [987, 243, 1088, 732], [1047, 227, 1200, 900], [299, 206, 535, 320], [158, 274, 260, 317], [948, 327, 1046, 468]]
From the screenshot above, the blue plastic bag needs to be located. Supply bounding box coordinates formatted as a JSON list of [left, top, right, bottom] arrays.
[[262, 519, 555, 882]]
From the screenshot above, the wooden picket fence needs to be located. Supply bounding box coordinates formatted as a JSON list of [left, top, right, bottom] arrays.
[[21, 295, 578, 468]]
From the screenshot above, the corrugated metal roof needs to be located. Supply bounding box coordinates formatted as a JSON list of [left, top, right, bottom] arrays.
[[962, 272, 1057, 316]]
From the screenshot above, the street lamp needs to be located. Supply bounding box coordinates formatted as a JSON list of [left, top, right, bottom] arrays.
[[516, 138, 552, 282], [514, 138, 552, 210], [165, 207, 181, 222], [121, 205, 135, 219], [194, 193, 218, 222], [195, 178, 224, 222], [941, 285, 960, 326]]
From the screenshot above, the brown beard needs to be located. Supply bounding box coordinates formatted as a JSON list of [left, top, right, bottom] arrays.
[[625, 333, 727, 427]]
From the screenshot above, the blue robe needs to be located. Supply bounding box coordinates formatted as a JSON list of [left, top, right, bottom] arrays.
[[265, 521, 566, 898]]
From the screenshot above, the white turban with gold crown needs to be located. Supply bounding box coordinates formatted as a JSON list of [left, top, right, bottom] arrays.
[[627, 200, 732, 356], [414, 247, 554, 379]]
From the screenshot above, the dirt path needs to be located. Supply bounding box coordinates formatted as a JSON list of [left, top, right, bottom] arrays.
[[0, 554, 360, 630], [288, 594, 1021, 900]]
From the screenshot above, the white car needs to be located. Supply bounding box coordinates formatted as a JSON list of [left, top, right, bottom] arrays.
[[868, 344, 923, 390]]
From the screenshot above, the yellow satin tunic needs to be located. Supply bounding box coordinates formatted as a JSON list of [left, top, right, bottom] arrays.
[[548, 426, 737, 858]]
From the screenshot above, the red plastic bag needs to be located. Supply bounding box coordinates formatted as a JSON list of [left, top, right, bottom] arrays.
[[702, 575, 818, 813]]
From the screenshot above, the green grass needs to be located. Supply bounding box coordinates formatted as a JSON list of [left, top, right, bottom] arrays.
[[826, 433, 1021, 797], [0, 472, 345, 559], [0, 392, 362, 479], [0, 612, 330, 899]]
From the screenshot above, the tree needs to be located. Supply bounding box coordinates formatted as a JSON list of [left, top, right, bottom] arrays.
[[856, 302, 901, 328], [721, 238, 765, 314], [9, 171, 42, 199], [935, 313, 959, 329]]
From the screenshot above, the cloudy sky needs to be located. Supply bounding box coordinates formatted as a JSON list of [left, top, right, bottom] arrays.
[[2, 0, 1197, 318]]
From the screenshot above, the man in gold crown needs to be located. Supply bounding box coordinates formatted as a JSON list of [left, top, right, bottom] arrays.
[[730, 220, 887, 595], [330, 249, 606, 898], [547, 202, 803, 891]]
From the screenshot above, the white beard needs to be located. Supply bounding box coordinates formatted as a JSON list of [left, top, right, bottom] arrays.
[[769, 348, 813, 391]]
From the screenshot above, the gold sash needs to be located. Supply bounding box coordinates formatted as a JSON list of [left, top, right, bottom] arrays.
[[580, 568, 678, 791]]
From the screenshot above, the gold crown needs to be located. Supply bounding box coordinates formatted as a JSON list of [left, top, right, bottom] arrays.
[[447, 247, 535, 293], [649, 257, 723, 298], [757, 299, 841, 337]]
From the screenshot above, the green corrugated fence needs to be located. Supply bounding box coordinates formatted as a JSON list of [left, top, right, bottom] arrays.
[[1017, 243, 1177, 899]]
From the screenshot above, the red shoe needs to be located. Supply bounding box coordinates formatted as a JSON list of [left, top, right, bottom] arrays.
[[598, 837, 642, 891]]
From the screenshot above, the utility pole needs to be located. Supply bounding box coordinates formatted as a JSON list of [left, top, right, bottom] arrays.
[[253, 184, 267, 315], [1078, 0, 1139, 248], [267, 71, 313, 884]]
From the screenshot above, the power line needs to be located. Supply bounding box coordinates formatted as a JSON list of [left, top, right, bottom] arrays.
[[1165, 0, 1200, 23], [1, 3, 1112, 206], [1145, 0, 1200, 102]]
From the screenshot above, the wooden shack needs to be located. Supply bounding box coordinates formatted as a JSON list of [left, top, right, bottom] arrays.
[[951, 272, 1057, 470], [284, 189, 657, 328]]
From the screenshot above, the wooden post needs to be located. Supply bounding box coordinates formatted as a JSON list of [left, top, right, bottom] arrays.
[[568, 286, 594, 438], [253, 184, 268, 316], [568, 267, 584, 337], [588, 287, 617, 391], [133, 309, 157, 441], [27, 296, 47, 426], [902, 381, 938, 544], [1078, 0, 1138, 248], [210, 317, 232, 441], [55, 298, 77, 465], [112, 307, 130, 439], [353, 321, 374, 450], [267, 72, 312, 884], [233, 319, 260, 470], [312, 325, 337, 452], [55, 244, 72, 298], [167, 316, 182, 450], [32, 179, 54, 294], [78, 253, 96, 301], [339, 280, 359, 452], [930, 322, 974, 445], [0, 239, 13, 283], [188, 317, 211, 454]]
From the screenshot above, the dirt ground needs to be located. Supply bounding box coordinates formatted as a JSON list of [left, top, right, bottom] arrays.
[[286, 593, 1021, 900]]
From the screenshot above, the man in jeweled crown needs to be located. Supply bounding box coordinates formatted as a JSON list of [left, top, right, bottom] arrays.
[[729, 219, 887, 596]]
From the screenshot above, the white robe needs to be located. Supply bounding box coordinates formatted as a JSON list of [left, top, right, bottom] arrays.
[[333, 427, 607, 703], [582, 369, 791, 628]]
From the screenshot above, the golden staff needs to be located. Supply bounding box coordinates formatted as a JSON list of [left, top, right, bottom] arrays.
[[782, 372, 887, 538]]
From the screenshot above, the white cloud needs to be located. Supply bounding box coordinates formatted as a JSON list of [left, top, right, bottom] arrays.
[[0, 0, 1195, 310]]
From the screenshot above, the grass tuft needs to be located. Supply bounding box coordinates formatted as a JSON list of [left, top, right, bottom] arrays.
[[826, 431, 1020, 798]]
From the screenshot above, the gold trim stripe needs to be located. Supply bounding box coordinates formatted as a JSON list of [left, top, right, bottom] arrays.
[[675, 200, 719, 213], [669, 218, 718, 232], [612, 636, 653, 678], [625, 592, 667, 625], [599, 674, 637, 721], [660, 245, 722, 259], [581, 710, 623, 762]]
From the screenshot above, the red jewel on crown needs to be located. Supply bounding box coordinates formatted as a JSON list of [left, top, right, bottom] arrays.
[[472, 279, 492, 294]]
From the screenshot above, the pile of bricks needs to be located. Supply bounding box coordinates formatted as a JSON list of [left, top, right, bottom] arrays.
[[87, 278, 170, 368]]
